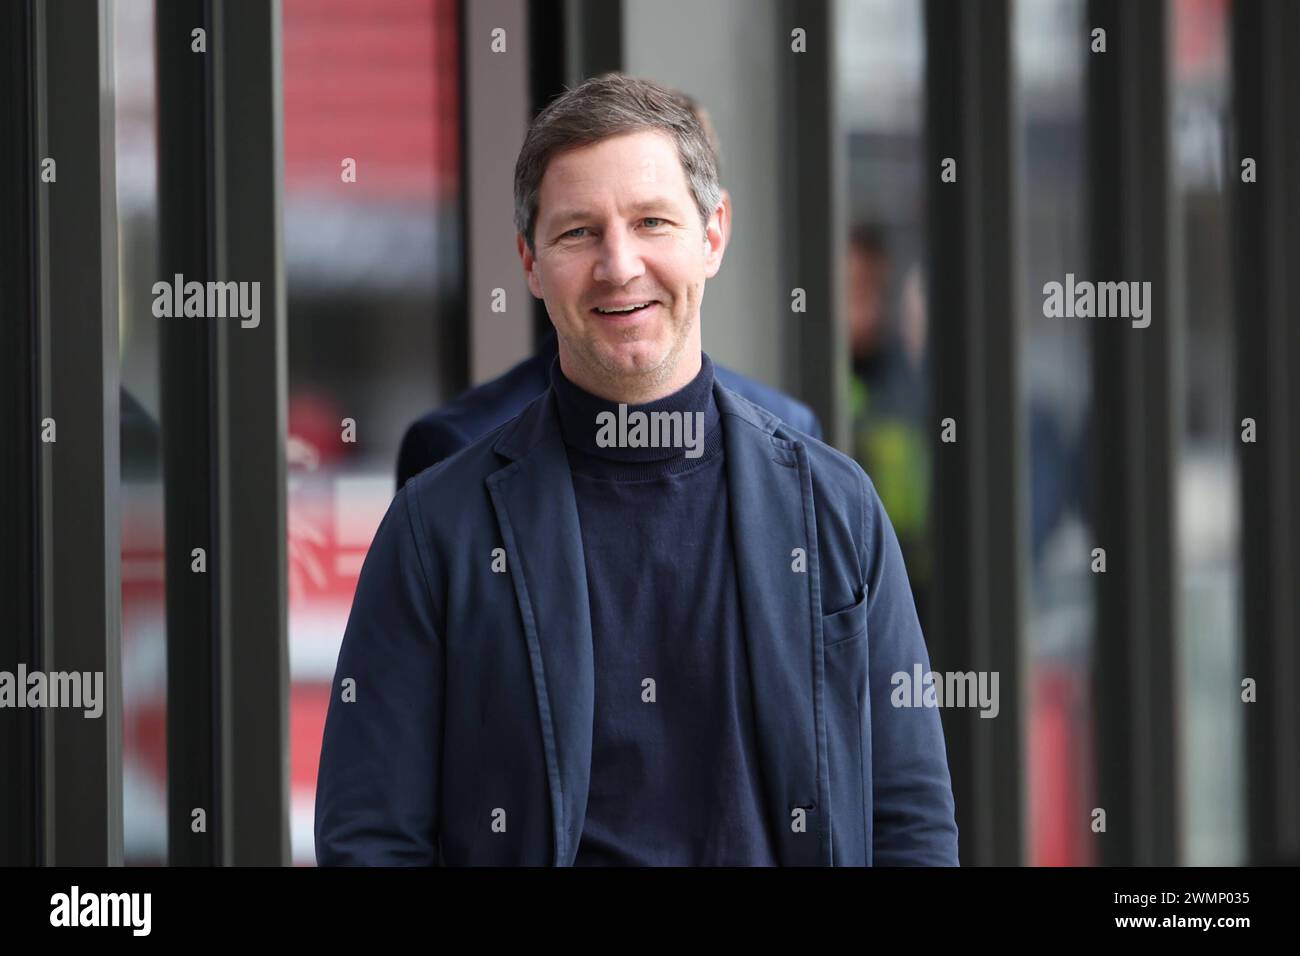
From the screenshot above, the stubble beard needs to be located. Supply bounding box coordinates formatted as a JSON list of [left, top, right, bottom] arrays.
[[567, 303, 696, 399]]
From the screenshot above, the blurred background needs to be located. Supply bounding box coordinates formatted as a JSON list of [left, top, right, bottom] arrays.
[[3, 0, 1297, 867]]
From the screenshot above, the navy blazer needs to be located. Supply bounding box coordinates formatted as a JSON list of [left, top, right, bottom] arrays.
[[395, 333, 822, 489], [316, 380, 959, 866]]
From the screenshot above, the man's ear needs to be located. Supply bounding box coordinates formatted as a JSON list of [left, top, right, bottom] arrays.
[[517, 232, 544, 299], [703, 197, 727, 278]]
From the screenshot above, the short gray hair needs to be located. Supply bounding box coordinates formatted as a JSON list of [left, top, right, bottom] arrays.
[[513, 73, 722, 253]]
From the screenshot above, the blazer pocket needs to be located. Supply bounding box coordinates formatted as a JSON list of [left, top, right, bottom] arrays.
[[821, 590, 868, 647]]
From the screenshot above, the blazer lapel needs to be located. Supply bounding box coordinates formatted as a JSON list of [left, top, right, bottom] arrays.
[[484, 383, 829, 867], [717, 384, 830, 866], [485, 391, 594, 866]]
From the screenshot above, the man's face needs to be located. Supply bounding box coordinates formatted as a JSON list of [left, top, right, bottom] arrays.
[[847, 244, 889, 360], [518, 130, 725, 398]]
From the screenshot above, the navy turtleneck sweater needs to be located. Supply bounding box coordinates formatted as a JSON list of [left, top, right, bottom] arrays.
[[551, 352, 779, 866]]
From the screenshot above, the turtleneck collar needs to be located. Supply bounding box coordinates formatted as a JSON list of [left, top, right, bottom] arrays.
[[550, 351, 723, 473]]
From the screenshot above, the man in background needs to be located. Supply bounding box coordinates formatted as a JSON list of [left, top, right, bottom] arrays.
[[846, 223, 931, 621]]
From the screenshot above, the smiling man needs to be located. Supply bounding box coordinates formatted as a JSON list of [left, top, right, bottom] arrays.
[[315, 73, 959, 866], [392, 89, 821, 491]]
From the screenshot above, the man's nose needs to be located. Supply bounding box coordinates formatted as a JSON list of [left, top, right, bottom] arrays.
[[592, 227, 645, 286]]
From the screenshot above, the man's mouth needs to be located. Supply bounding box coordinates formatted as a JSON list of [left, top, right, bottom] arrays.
[[591, 301, 658, 317]]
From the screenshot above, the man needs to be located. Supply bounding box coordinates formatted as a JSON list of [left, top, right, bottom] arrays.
[[315, 73, 958, 866], [845, 223, 932, 623], [394, 92, 820, 490]]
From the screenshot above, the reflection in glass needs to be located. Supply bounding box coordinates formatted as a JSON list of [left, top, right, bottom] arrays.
[[115, 0, 167, 866], [1015, 0, 1096, 866], [836, 0, 933, 626], [282, 0, 463, 865], [1170, 0, 1243, 866]]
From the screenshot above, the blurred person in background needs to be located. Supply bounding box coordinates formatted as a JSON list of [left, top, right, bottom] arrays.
[[847, 223, 932, 623]]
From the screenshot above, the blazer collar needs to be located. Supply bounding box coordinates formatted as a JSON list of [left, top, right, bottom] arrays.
[[487, 382, 830, 866]]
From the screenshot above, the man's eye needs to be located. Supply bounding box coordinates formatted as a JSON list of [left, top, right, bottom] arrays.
[[641, 217, 666, 228], [562, 227, 588, 239]]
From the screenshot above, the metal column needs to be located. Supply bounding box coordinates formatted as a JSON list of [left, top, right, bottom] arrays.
[[1231, 0, 1300, 867], [1085, 0, 1181, 866], [924, 0, 1025, 866], [157, 0, 289, 866], [33, 0, 123, 866]]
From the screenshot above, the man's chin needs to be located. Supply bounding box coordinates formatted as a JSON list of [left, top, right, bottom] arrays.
[[592, 339, 670, 377]]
